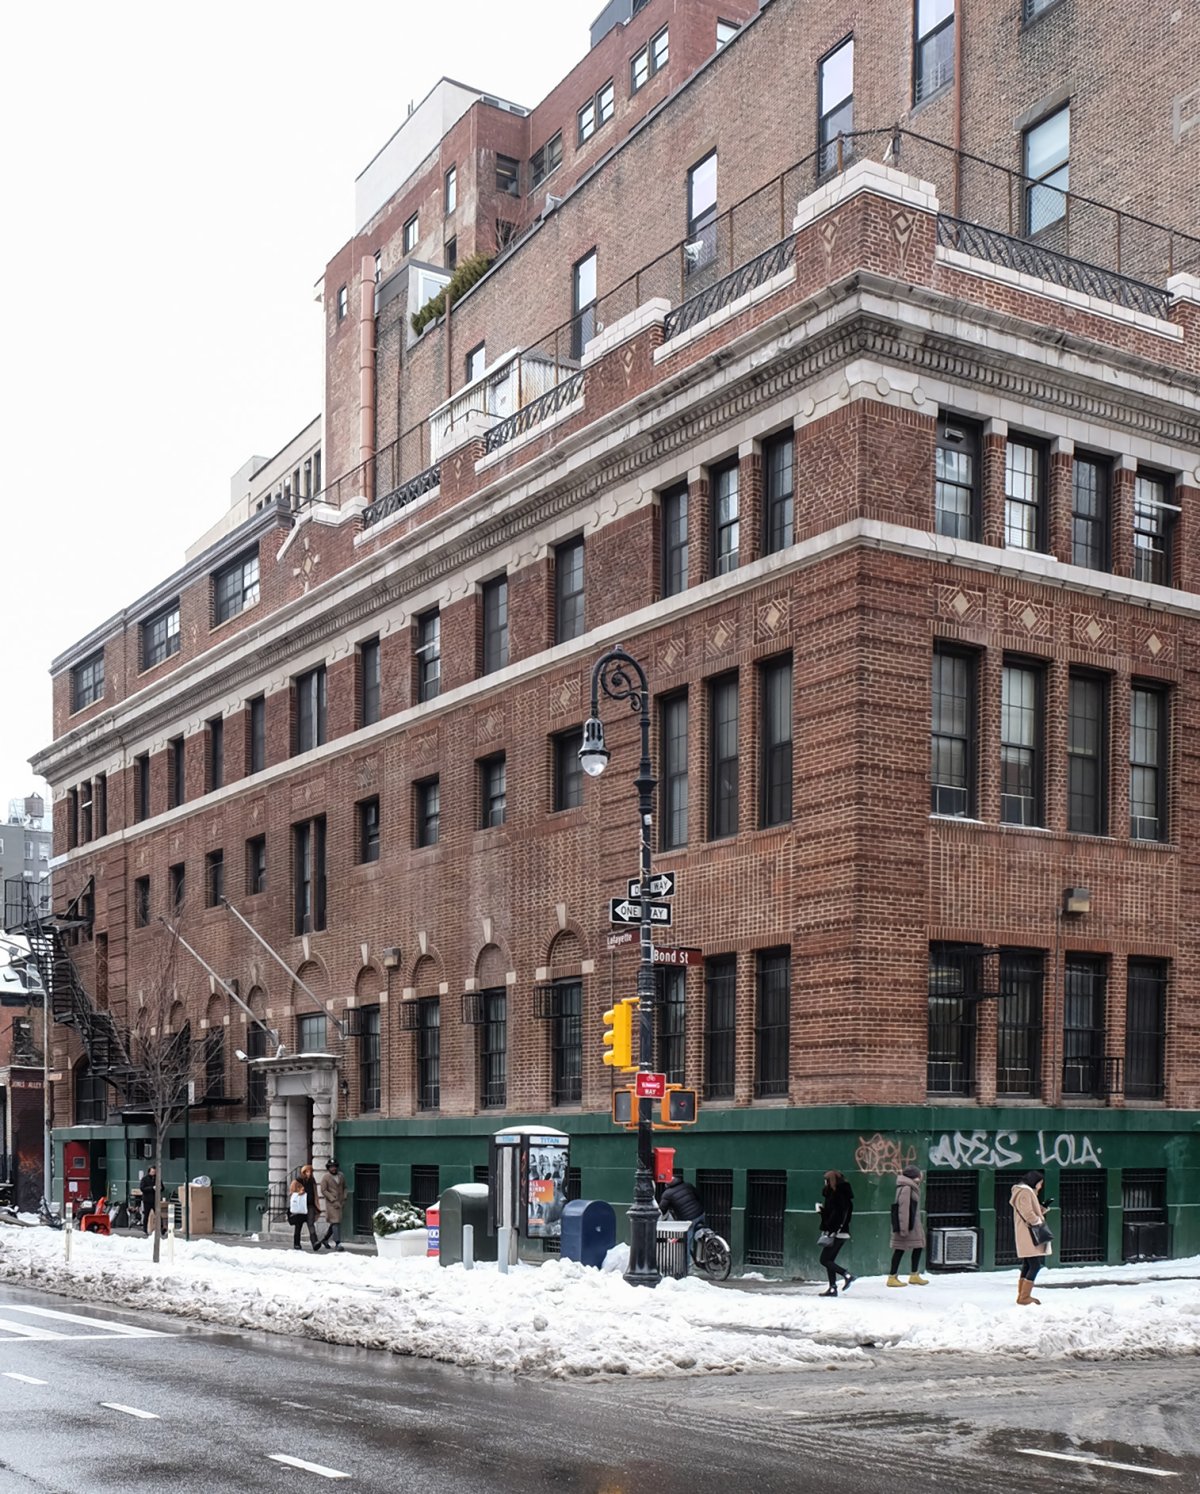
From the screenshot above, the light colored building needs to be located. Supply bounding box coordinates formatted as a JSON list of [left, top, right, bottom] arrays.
[[185, 418, 322, 562]]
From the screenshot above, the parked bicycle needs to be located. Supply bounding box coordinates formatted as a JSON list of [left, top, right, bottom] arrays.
[[37, 1196, 63, 1230], [690, 1224, 731, 1281]]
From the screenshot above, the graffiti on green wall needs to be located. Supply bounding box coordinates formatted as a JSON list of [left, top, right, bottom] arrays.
[[928, 1129, 1103, 1170], [854, 1133, 918, 1176]]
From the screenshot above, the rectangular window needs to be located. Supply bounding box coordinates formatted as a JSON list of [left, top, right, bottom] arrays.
[[416, 610, 441, 703], [169, 862, 185, 912], [292, 816, 327, 934], [704, 955, 736, 1100], [631, 26, 669, 90], [496, 155, 520, 196], [996, 949, 1044, 1097], [1126, 958, 1166, 1099], [529, 132, 562, 190], [246, 834, 267, 895], [661, 483, 689, 597], [480, 755, 506, 829], [465, 342, 487, 382], [213, 550, 259, 625], [931, 646, 976, 817], [935, 418, 980, 540], [658, 967, 687, 1086], [359, 637, 381, 728], [416, 998, 441, 1110], [1063, 955, 1107, 1097], [169, 735, 186, 809], [760, 657, 793, 828], [135, 753, 150, 822], [763, 433, 794, 554], [80, 780, 93, 843], [711, 460, 739, 575], [1024, 0, 1060, 19], [1068, 673, 1107, 835], [755, 950, 790, 1098], [134, 876, 150, 929], [914, 0, 954, 103], [445, 236, 457, 273], [1122, 1168, 1168, 1263], [248, 695, 266, 775], [357, 796, 381, 864], [1024, 106, 1069, 233], [555, 537, 585, 643], [597, 80, 615, 125], [141, 602, 180, 670], [1130, 683, 1167, 841], [660, 692, 689, 851], [1133, 471, 1175, 586], [373, 250, 382, 284], [550, 979, 582, 1106], [403, 214, 418, 253], [717, 18, 740, 46], [205, 849, 225, 908], [927, 943, 979, 1096], [1072, 455, 1110, 571], [336, 285, 348, 320], [571, 249, 597, 360], [95, 774, 107, 837], [482, 576, 509, 675], [480, 988, 507, 1108], [553, 729, 584, 812], [818, 37, 854, 175], [360, 1005, 381, 1111], [443, 165, 456, 214], [294, 665, 327, 754], [297, 1013, 327, 1053], [577, 97, 596, 146], [1004, 438, 1045, 552], [686, 150, 718, 274], [1000, 661, 1043, 827], [207, 716, 224, 792], [415, 777, 440, 848], [72, 650, 105, 712], [709, 673, 739, 840]]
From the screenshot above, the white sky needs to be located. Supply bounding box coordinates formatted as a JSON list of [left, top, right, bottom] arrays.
[[0, 0, 599, 802]]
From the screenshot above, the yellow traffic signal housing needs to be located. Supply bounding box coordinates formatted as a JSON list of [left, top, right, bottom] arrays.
[[601, 997, 637, 1070]]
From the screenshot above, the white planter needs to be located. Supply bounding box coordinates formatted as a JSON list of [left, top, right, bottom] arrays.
[[374, 1228, 428, 1259]]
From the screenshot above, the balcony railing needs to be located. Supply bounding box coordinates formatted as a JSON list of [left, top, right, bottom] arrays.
[[663, 233, 796, 341], [361, 462, 441, 531], [937, 216, 1172, 319], [483, 368, 585, 454]]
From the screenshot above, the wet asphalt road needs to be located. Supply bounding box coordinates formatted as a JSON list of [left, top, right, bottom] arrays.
[[0, 1281, 1197, 1493]]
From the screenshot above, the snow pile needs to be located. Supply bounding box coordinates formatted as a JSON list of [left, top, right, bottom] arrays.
[[1, 1227, 1198, 1378]]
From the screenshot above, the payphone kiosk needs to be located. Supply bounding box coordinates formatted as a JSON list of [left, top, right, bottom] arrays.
[[488, 1126, 570, 1261]]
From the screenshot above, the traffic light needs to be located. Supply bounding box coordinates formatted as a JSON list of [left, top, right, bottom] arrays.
[[602, 997, 636, 1070], [610, 1084, 699, 1128]]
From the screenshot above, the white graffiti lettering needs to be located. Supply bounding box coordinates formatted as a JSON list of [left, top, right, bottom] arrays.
[[1037, 1131, 1102, 1168], [928, 1130, 1101, 1171]]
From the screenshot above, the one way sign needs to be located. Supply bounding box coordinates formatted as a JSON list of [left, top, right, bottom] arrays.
[[609, 898, 673, 927], [626, 871, 677, 899]]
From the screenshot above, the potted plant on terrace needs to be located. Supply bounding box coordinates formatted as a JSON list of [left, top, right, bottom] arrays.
[[372, 1199, 427, 1258]]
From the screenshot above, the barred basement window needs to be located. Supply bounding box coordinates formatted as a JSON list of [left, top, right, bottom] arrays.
[[410, 1165, 440, 1208], [745, 1170, 786, 1267]]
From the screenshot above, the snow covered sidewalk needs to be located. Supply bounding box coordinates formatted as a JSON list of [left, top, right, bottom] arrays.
[[1, 1226, 1198, 1379]]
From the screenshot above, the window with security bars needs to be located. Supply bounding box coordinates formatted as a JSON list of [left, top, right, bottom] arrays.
[[1068, 673, 1107, 835], [745, 1170, 787, 1267], [1126, 958, 1166, 1099], [993, 1170, 1026, 1266], [763, 432, 794, 554], [927, 943, 978, 1096], [204, 1030, 225, 1099], [661, 483, 689, 597], [935, 418, 979, 539], [247, 1022, 268, 1116], [930, 646, 975, 817], [696, 1169, 733, 1243], [550, 979, 582, 1106], [410, 1165, 440, 1208], [711, 461, 739, 575], [1122, 1169, 1168, 1262], [1001, 661, 1042, 826], [913, 0, 954, 103], [1071, 456, 1110, 571], [657, 967, 686, 1085], [1059, 1170, 1107, 1264], [659, 692, 688, 851], [359, 1005, 381, 1111], [926, 1172, 977, 1238], [760, 658, 793, 828], [996, 950, 1043, 1098], [1004, 440, 1045, 552], [417, 999, 440, 1111], [1129, 684, 1167, 841], [75, 1063, 107, 1126], [1023, 107, 1069, 234], [704, 956, 736, 1099], [755, 950, 790, 1098], [480, 988, 507, 1109], [353, 1164, 380, 1235], [555, 537, 585, 643], [1133, 471, 1175, 586], [709, 674, 739, 839], [1062, 955, 1107, 1097]]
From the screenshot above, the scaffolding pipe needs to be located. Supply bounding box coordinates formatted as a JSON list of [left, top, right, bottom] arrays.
[[221, 900, 346, 1038]]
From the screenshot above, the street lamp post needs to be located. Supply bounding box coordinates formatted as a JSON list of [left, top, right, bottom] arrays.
[[580, 644, 661, 1288]]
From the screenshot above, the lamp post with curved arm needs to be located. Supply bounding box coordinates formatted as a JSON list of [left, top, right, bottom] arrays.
[[580, 644, 661, 1287]]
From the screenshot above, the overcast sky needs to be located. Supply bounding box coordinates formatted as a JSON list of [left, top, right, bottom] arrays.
[[0, 0, 599, 805]]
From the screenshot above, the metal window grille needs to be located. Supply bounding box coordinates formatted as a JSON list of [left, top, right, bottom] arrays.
[[353, 1164, 380, 1235], [1062, 956, 1107, 1097], [1059, 1170, 1107, 1264], [480, 989, 507, 1108], [482, 577, 509, 674], [1071, 456, 1109, 570], [657, 967, 686, 1086], [745, 1170, 787, 1267], [474, 1164, 489, 1185], [993, 1170, 1026, 1266], [417, 999, 440, 1111], [1122, 1169, 1168, 1262], [1000, 662, 1042, 826], [246, 1137, 267, 1162], [551, 980, 582, 1106], [1130, 685, 1167, 842], [555, 538, 586, 643], [204, 1031, 224, 1100], [659, 692, 689, 851], [711, 461, 739, 575], [1125, 959, 1166, 1099], [927, 943, 979, 1096], [926, 1172, 978, 1230], [935, 421, 979, 539], [74, 1064, 107, 1126], [763, 432, 794, 554], [931, 647, 975, 816], [755, 950, 790, 1098], [760, 658, 793, 828], [704, 956, 736, 1099], [247, 1023, 268, 1117], [1067, 674, 1107, 835], [709, 674, 739, 839], [996, 950, 1043, 1098], [410, 1165, 440, 1208], [696, 1169, 733, 1243], [360, 1005, 381, 1111]]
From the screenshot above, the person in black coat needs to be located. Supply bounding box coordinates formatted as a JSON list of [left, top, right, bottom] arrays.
[[659, 1171, 705, 1256], [817, 1169, 855, 1297], [140, 1167, 158, 1235]]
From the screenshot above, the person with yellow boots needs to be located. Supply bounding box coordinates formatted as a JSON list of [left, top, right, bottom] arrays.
[[886, 1165, 928, 1286], [1010, 1170, 1051, 1305]]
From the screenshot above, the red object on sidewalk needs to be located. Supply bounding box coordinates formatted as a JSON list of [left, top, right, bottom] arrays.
[[80, 1197, 112, 1235], [425, 1203, 440, 1257]]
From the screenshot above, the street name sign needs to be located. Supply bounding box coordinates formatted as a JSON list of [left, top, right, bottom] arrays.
[[626, 871, 677, 899], [635, 1072, 667, 1099], [609, 899, 672, 927]]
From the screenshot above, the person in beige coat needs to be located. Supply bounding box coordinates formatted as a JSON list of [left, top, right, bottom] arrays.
[[1010, 1169, 1051, 1305], [317, 1158, 347, 1252]]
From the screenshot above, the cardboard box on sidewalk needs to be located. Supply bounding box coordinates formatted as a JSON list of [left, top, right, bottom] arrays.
[[182, 1184, 213, 1235]]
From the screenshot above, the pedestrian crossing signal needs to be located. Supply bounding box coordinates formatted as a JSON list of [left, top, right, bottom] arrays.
[[610, 1084, 698, 1128]]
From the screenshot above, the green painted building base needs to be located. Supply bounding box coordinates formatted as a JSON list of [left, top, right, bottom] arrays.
[[54, 1104, 1200, 1275]]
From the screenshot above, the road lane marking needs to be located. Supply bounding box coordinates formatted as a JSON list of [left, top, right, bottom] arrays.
[[101, 1403, 160, 1420], [1018, 1449, 1178, 1478], [0, 1319, 67, 1339], [0, 1305, 169, 1337], [268, 1454, 351, 1480], [3, 1373, 48, 1385]]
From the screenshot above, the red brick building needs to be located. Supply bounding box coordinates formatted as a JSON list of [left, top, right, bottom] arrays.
[[25, 0, 1200, 1271]]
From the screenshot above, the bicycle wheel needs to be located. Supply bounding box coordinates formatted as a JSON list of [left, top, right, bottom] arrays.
[[701, 1234, 731, 1281]]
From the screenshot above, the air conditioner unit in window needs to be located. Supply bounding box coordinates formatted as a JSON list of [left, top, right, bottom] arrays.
[[929, 1226, 979, 1268]]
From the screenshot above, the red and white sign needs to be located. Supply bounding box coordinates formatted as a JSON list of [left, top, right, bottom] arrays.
[[635, 1072, 667, 1099]]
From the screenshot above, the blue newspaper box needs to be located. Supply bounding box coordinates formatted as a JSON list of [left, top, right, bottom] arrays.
[[560, 1198, 616, 1268]]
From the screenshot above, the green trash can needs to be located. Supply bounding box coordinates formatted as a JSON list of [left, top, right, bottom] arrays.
[[438, 1183, 496, 1267]]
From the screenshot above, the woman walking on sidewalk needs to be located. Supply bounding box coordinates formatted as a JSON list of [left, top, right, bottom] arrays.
[[1010, 1170, 1051, 1305], [887, 1165, 928, 1286], [290, 1165, 321, 1251], [817, 1170, 855, 1297]]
